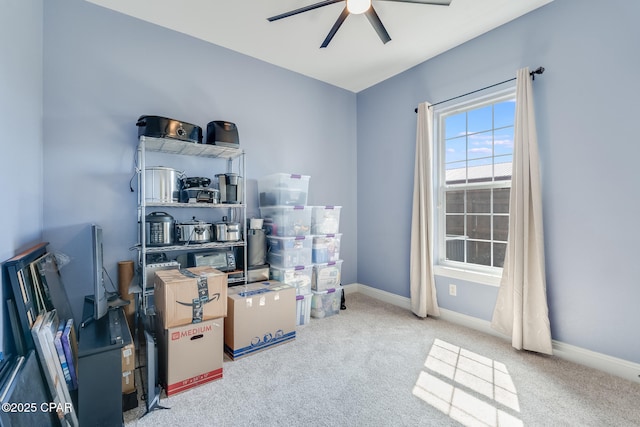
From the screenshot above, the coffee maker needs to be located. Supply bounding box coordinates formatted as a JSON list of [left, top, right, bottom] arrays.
[[245, 218, 268, 282], [216, 173, 243, 204]]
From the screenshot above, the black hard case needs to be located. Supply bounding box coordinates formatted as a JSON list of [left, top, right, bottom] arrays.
[[136, 115, 202, 143], [206, 121, 239, 147]]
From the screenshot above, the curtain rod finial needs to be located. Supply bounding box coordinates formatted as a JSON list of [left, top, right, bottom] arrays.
[[531, 66, 545, 79]]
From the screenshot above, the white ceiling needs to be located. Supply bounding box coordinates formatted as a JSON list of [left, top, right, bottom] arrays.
[[85, 0, 553, 93]]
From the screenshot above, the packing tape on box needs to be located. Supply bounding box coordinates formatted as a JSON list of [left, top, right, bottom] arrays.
[[175, 269, 221, 323], [196, 275, 209, 301], [238, 288, 271, 298], [192, 298, 203, 323], [176, 296, 220, 323]]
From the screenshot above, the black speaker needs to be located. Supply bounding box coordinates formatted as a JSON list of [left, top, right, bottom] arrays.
[[206, 121, 239, 147]]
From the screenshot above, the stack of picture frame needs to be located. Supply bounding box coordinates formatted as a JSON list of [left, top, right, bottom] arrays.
[[3, 242, 78, 427]]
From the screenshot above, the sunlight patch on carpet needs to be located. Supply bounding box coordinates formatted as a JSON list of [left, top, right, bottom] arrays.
[[412, 339, 523, 427]]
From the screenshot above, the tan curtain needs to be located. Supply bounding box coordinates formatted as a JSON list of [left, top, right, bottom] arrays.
[[410, 102, 440, 318], [491, 67, 553, 354]]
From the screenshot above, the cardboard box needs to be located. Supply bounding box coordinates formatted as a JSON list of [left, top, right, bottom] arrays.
[[224, 281, 296, 360], [121, 342, 135, 372], [122, 370, 136, 394], [155, 267, 227, 329], [156, 318, 224, 396]]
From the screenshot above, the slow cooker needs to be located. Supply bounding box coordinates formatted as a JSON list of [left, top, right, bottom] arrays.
[[145, 211, 175, 246]]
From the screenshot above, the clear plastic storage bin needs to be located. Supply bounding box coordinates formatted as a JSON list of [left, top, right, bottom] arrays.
[[311, 206, 342, 234], [310, 287, 342, 319], [260, 206, 312, 237], [312, 234, 342, 263], [258, 173, 310, 206], [296, 293, 313, 326], [266, 235, 313, 268], [269, 265, 313, 295], [312, 260, 343, 292]]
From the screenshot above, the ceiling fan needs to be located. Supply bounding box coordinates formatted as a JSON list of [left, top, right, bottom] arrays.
[[267, 0, 452, 48]]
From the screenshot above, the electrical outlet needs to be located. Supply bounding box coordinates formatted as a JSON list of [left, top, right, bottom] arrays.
[[449, 284, 457, 296]]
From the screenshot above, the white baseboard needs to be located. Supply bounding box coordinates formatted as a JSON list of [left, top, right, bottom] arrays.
[[346, 283, 640, 384], [345, 282, 411, 309]]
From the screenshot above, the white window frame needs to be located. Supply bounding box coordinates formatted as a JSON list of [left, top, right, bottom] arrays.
[[432, 87, 516, 286]]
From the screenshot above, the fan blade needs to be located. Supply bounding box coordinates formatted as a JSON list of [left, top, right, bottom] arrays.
[[377, 0, 452, 5], [365, 7, 391, 44], [267, 0, 344, 22], [320, 7, 350, 48]]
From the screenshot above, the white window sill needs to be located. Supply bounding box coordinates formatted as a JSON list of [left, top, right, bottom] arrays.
[[433, 265, 501, 287]]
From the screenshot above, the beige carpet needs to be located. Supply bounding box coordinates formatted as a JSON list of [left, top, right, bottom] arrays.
[[124, 292, 640, 426]]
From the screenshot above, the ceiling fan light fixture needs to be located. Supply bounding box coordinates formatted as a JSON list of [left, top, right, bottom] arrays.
[[346, 0, 371, 15]]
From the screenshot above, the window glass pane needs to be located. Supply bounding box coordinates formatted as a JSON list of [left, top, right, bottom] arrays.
[[445, 161, 466, 184], [494, 101, 515, 128], [493, 243, 507, 267], [493, 188, 510, 213], [438, 91, 514, 271], [494, 128, 514, 157], [468, 105, 492, 134], [467, 215, 490, 240], [494, 158, 512, 181], [445, 136, 466, 163], [467, 189, 490, 213], [446, 190, 465, 213], [445, 215, 464, 236], [493, 215, 509, 241], [446, 239, 465, 262], [467, 158, 493, 183], [467, 241, 491, 266], [445, 113, 466, 139], [467, 131, 493, 160]]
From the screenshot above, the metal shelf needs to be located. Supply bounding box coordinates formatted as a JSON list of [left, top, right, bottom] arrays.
[[145, 202, 245, 209], [227, 276, 246, 285], [140, 136, 243, 159], [137, 240, 245, 253], [136, 134, 249, 316]]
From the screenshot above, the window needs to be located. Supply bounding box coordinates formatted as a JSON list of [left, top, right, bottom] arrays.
[[436, 90, 515, 274]]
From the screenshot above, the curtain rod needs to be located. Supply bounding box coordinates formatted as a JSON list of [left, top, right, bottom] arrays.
[[414, 66, 545, 113]]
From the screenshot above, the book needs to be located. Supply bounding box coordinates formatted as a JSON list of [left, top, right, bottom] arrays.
[[34, 310, 79, 427], [31, 312, 64, 424], [60, 318, 78, 390], [30, 315, 52, 390], [54, 322, 72, 390]]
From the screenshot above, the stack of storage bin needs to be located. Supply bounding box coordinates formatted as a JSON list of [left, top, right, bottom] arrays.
[[259, 173, 314, 326], [310, 206, 343, 319]]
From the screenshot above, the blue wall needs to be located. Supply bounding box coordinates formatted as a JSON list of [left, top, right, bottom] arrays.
[[3, 0, 638, 368], [41, 0, 357, 323], [0, 0, 44, 355], [356, 0, 640, 363]]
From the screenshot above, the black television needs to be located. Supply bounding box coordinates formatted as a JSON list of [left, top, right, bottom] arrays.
[[92, 224, 109, 321], [81, 224, 108, 327]]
